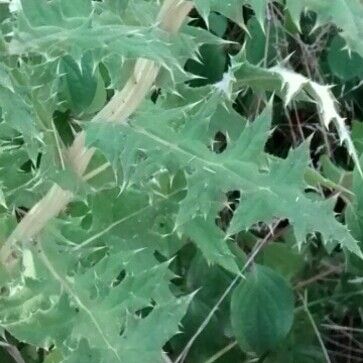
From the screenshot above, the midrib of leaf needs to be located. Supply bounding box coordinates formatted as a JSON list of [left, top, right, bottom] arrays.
[[38, 242, 121, 360], [133, 124, 271, 190], [83, 162, 111, 181], [74, 205, 150, 250], [4, 173, 40, 198], [73, 187, 184, 251], [124, 121, 363, 257]]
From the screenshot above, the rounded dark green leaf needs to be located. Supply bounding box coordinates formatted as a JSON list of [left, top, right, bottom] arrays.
[[230, 265, 294, 355]]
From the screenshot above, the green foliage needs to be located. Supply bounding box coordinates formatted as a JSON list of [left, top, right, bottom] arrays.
[[0, 0, 363, 362], [231, 265, 294, 354], [328, 35, 363, 81], [257, 241, 304, 280], [0, 183, 189, 362], [287, 0, 363, 56], [58, 52, 107, 115]]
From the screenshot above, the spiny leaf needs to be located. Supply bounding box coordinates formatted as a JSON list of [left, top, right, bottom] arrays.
[[193, 0, 268, 29], [328, 35, 363, 81], [0, 85, 39, 158], [286, 0, 363, 57], [87, 93, 362, 260], [9, 0, 203, 82], [0, 215, 189, 362], [193, 0, 244, 27], [0, 2, 362, 362], [58, 52, 106, 115], [233, 58, 363, 178]]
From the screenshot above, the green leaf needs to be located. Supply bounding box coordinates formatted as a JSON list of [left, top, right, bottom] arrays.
[[264, 347, 324, 363], [87, 93, 362, 262], [184, 217, 239, 274], [208, 13, 228, 37], [193, 0, 268, 29], [234, 58, 363, 178], [0, 227, 190, 362], [286, 0, 363, 58], [171, 251, 242, 363], [59, 52, 106, 115], [319, 155, 352, 201], [259, 242, 304, 280], [0, 147, 46, 210], [0, 178, 190, 362], [328, 35, 363, 80], [230, 265, 294, 355], [185, 43, 226, 86], [245, 16, 282, 66], [10, 0, 200, 82], [0, 188, 5, 208], [352, 120, 363, 155], [245, 17, 268, 65], [193, 0, 244, 27], [247, 0, 268, 30], [0, 85, 39, 158], [1, 1, 363, 361], [43, 349, 63, 363], [345, 155, 363, 273], [0, 64, 13, 91]]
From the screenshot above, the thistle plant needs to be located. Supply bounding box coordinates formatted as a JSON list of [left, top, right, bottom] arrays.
[[1, 1, 363, 362]]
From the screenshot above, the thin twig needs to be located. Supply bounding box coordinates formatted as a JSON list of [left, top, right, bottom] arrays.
[[321, 324, 363, 335], [300, 291, 332, 363], [294, 265, 342, 290], [204, 341, 238, 363], [175, 219, 282, 363], [254, 1, 271, 118]]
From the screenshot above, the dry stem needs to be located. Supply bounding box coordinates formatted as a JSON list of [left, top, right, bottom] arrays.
[[0, 0, 193, 268]]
